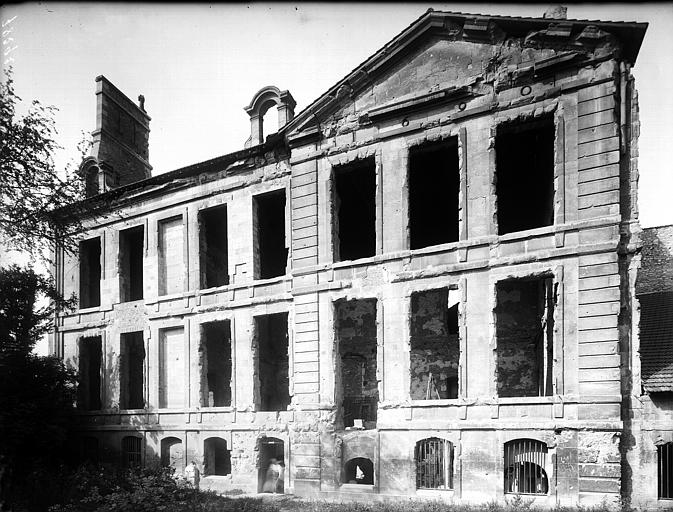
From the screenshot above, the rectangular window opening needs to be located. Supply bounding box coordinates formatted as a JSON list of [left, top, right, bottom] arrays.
[[79, 237, 101, 308], [496, 277, 555, 398], [158, 216, 185, 296], [78, 335, 102, 410], [200, 320, 232, 407], [120, 331, 145, 409], [254, 313, 290, 411], [335, 298, 378, 428], [119, 226, 144, 302], [660, 443, 673, 499], [333, 159, 376, 262], [410, 288, 460, 400], [409, 139, 460, 249], [496, 116, 555, 235], [159, 327, 185, 409], [199, 205, 229, 289], [254, 190, 287, 279]]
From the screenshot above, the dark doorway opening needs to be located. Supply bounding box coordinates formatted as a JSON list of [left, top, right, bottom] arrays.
[[258, 437, 285, 493]]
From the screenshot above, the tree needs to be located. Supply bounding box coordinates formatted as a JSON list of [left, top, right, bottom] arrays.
[[0, 67, 86, 261], [0, 265, 78, 510]]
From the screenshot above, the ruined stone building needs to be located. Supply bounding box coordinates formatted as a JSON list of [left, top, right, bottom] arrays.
[[50, 8, 673, 508]]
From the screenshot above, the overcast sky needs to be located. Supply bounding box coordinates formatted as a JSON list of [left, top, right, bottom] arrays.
[[2, 2, 672, 227]]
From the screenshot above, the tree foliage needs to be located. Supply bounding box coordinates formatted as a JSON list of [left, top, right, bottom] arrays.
[[0, 265, 78, 509], [0, 68, 85, 260]]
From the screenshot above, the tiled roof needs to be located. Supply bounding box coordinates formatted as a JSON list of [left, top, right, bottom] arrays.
[[639, 291, 673, 393]]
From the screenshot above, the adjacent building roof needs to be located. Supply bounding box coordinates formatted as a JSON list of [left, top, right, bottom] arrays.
[[639, 291, 673, 393]]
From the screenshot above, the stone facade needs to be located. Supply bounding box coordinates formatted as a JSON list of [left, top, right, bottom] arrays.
[[51, 9, 672, 508]]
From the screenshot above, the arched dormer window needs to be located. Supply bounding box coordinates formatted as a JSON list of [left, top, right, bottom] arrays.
[[244, 86, 296, 147]]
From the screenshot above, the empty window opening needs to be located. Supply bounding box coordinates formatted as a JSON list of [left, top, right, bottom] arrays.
[[409, 139, 460, 249], [158, 216, 185, 296], [504, 439, 549, 495], [254, 313, 290, 411], [254, 190, 287, 280], [85, 166, 100, 197], [79, 436, 99, 464], [79, 237, 101, 308], [204, 437, 231, 476], [335, 299, 378, 428], [659, 442, 673, 499], [119, 225, 144, 302], [495, 116, 555, 235], [199, 205, 229, 289], [416, 438, 454, 490], [410, 289, 460, 400], [333, 159, 376, 262], [496, 277, 555, 398], [161, 437, 184, 474], [344, 458, 374, 485], [122, 436, 142, 468], [78, 336, 102, 410], [120, 331, 145, 409], [258, 437, 285, 493], [200, 321, 232, 407], [159, 327, 185, 409], [263, 105, 280, 138]]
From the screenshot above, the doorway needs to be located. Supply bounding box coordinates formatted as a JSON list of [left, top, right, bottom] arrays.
[[258, 437, 285, 493]]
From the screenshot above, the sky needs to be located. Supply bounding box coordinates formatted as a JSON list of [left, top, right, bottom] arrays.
[[1, 2, 672, 232]]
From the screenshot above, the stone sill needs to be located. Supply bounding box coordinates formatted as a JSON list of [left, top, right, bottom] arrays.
[[340, 484, 376, 493], [416, 488, 455, 498]]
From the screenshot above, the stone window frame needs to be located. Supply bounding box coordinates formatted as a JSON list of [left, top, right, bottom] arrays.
[[251, 183, 291, 282], [156, 209, 189, 298], [117, 220, 147, 304], [413, 434, 458, 492], [118, 329, 149, 412], [325, 145, 383, 265], [488, 265, 565, 401], [78, 233, 104, 311], [150, 319, 188, 411], [250, 304, 293, 412], [160, 435, 185, 472], [488, 101, 566, 240], [404, 125, 468, 251], [405, 278, 466, 404], [495, 430, 558, 504], [195, 312, 236, 411], [121, 434, 143, 468], [329, 290, 384, 418], [76, 330, 106, 411]]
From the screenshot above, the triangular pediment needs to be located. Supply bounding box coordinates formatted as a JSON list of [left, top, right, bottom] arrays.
[[285, 10, 646, 146]]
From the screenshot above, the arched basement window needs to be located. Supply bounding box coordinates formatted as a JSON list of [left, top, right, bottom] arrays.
[[504, 439, 548, 495], [121, 436, 142, 468], [204, 437, 231, 476], [161, 437, 184, 474], [344, 457, 374, 485], [415, 437, 454, 489], [659, 442, 673, 499]]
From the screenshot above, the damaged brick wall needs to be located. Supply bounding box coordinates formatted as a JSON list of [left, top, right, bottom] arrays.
[[409, 289, 459, 400], [335, 299, 378, 426]]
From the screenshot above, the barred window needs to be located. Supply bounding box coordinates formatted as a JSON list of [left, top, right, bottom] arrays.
[[504, 439, 548, 495], [415, 437, 453, 490], [659, 442, 673, 499], [122, 436, 142, 468]]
